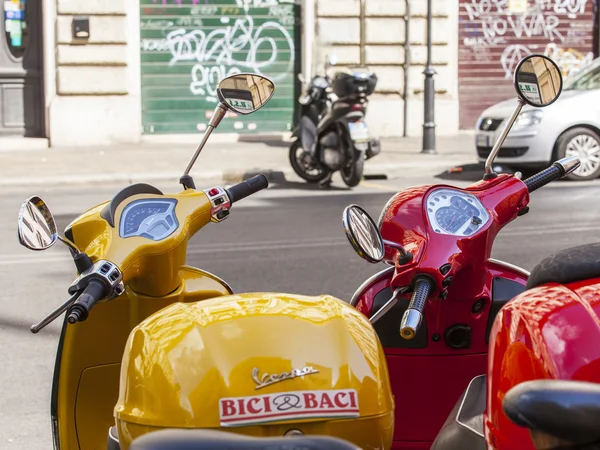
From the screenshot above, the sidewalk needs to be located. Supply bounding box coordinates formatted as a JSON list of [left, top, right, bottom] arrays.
[[0, 133, 477, 188]]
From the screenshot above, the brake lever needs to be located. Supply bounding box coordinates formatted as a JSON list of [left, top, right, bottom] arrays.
[[369, 287, 407, 324], [30, 292, 80, 334]]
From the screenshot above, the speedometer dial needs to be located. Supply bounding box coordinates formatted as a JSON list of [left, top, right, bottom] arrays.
[[425, 188, 490, 236], [435, 207, 470, 234], [122, 204, 169, 236], [119, 199, 179, 241]]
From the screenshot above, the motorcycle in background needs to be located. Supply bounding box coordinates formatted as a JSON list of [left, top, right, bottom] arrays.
[[289, 72, 331, 181], [340, 54, 582, 449], [289, 57, 381, 188]]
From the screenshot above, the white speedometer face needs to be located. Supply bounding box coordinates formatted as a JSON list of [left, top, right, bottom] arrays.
[[119, 199, 178, 241], [425, 189, 490, 236]]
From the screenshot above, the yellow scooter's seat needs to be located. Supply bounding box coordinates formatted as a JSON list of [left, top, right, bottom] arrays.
[[130, 429, 360, 450]]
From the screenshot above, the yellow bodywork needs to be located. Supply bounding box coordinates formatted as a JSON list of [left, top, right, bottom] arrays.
[[115, 293, 394, 449], [50, 186, 394, 450]]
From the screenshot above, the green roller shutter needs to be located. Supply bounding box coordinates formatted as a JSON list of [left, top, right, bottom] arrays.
[[140, 0, 300, 134]]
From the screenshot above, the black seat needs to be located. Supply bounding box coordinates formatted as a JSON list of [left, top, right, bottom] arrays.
[[503, 379, 600, 446], [130, 429, 360, 450], [431, 375, 487, 450], [526, 242, 600, 290]]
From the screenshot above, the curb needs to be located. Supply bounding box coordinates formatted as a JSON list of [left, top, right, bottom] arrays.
[[0, 159, 475, 189]]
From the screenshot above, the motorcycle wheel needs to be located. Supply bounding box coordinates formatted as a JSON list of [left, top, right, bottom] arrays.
[[288, 139, 330, 183], [341, 151, 365, 187]]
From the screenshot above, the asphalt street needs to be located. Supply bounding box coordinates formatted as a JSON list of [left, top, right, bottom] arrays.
[[1, 171, 599, 448]]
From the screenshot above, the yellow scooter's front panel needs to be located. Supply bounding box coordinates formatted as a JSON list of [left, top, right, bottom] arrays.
[[66, 188, 213, 297], [53, 267, 232, 450], [114, 293, 394, 449]]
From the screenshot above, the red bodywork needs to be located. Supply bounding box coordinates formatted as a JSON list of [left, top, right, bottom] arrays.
[[485, 277, 600, 450], [351, 174, 532, 449]]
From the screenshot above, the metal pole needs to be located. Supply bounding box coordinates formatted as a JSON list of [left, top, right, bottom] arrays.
[[403, 0, 410, 137], [421, 0, 437, 154]]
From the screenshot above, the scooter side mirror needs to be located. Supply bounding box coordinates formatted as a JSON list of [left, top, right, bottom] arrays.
[[18, 196, 58, 251], [181, 73, 276, 189], [514, 54, 563, 107], [342, 205, 385, 264], [216, 74, 275, 115], [484, 54, 563, 179], [18, 196, 83, 255]]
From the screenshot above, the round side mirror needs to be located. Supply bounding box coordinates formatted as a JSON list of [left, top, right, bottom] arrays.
[[342, 205, 385, 264], [217, 73, 275, 115], [514, 54, 563, 107], [18, 196, 58, 251]]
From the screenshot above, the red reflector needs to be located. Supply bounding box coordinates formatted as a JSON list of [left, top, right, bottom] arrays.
[[208, 188, 219, 196], [351, 104, 364, 111]]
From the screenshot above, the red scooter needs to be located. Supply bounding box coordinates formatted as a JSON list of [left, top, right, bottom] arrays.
[[430, 237, 600, 450], [341, 54, 581, 449]]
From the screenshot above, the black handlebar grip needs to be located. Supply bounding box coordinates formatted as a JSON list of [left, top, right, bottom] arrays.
[[225, 174, 269, 204], [399, 277, 434, 340], [523, 163, 564, 194], [67, 279, 107, 324]]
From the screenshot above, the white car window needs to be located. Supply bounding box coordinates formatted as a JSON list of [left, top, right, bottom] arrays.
[[564, 60, 600, 91]]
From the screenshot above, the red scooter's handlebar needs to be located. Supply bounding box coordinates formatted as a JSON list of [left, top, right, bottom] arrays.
[[399, 276, 435, 340], [522, 156, 580, 193]]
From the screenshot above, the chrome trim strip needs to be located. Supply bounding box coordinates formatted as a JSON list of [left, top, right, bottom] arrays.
[[456, 374, 486, 438], [488, 258, 530, 277], [198, 268, 234, 295], [350, 266, 395, 306]]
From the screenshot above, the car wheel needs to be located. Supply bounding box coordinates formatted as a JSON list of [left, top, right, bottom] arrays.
[[555, 127, 600, 180]]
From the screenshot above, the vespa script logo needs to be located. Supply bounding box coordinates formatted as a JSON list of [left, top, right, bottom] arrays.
[[252, 366, 319, 390]]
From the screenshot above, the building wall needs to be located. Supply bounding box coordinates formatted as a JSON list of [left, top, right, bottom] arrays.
[[43, 0, 461, 146], [457, 0, 595, 129], [47, 0, 141, 146], [313, 0, 460, 137]]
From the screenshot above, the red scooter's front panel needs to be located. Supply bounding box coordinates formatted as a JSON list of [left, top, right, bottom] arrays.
[[485, 277, 600, 450], [352, 175, 531, 449], [353, 261, 528, 448]]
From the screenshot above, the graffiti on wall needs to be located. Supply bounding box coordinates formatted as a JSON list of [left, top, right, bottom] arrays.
[[461, 0, 594, 77], [141, 1, 295, 102], [501, 42, 594, 77]]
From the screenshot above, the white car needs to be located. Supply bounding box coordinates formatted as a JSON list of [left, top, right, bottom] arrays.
[[475, 58, 600, 180]]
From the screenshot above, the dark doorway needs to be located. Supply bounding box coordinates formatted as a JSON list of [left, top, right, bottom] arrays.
[[0, 0, 44, 137]]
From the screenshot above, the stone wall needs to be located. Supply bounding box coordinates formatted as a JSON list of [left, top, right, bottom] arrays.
[[314, 0, 459, 137], [49, 0, 140, 146]]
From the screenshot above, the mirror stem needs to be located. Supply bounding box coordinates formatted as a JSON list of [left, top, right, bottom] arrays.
[[383, 239, 407, 254], [57, 234, 80, 255], [181, 103, 229, 190], [484, 97, 526, 179]]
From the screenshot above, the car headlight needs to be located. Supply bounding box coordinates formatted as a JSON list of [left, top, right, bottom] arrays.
[[512, 110, 544, 131], [475, 116, 483, 129]]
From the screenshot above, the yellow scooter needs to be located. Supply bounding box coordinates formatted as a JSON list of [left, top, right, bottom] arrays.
[[17, 73, 394, 450]]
